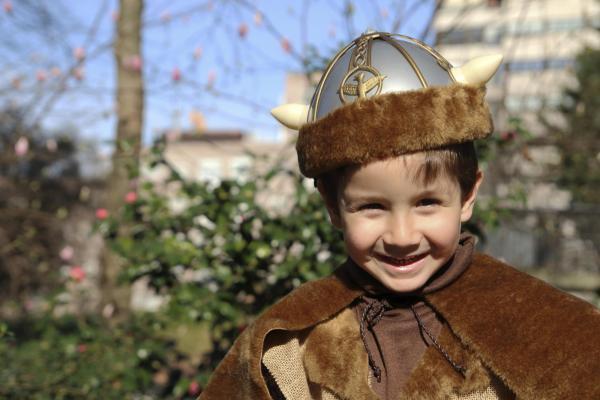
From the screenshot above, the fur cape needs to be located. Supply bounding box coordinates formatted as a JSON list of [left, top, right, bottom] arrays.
[[198, 253, 600, 399]]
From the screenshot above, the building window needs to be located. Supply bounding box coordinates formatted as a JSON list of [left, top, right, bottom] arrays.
[[486, 0, 503, 7], [437, 27, 484, 45]]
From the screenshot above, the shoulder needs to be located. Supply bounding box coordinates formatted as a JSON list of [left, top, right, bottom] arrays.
[[428, 252, 600, 399]]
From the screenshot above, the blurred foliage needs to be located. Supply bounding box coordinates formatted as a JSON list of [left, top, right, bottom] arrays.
[[0, 106, 85, 308], [0, 313, 204, 400], [98, 139, 347, 381], [548, 46, 600, 204]]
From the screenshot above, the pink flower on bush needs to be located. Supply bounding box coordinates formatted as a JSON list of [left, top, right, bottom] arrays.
[[77, 344, 87, 353], [193, 46, 203, 60], [69, 265, 86, 282], [36, 69, 47, 82], [124, 54, 142, 72], [171, 67, 181, 82], [124, 191, 137, 204], [238, 22, 248, 38], [500, 131, 516, 142], [73, 47, 85, 61], [281, 38, 292, 53], [188, 381, 201, 396], [72, 67, 85, 81], [3, 1, 12, 14], [59, 246, 74, 262], [207, 70, 217, 86], [14, 136, 29, 157], [95, 208, 109, 220]]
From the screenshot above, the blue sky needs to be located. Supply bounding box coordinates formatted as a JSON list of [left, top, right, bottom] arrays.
[[1, 1, 436, 155]]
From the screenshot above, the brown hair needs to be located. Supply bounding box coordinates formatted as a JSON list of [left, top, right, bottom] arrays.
[[318, 142, 479, 205]]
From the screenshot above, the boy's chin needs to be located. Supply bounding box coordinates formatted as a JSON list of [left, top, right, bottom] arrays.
[[380, 277, 429, 294]]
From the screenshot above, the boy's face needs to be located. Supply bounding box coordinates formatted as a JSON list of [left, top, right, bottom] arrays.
[[320, 153, 482, 293]]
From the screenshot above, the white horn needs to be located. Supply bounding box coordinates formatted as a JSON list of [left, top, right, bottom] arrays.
[[270, 104, 309, 130], [451, 54, 503, 85]]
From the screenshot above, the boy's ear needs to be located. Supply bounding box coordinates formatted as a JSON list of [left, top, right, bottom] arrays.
[[460, 170, 484, 223], [316, 180, 342, 228]]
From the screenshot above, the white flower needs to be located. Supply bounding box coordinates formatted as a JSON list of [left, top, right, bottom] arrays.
[[213, 235, 226, 247], [207, 282, 218, 293], [137, 348, 149, 359], [194, 215, 216, 230], [187, 228, 204, 246], [317, 250, 331, 262], [289, 242, 304, 258]]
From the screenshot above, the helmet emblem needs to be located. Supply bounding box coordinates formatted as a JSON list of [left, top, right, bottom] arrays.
[[339, 66, 386, 103]]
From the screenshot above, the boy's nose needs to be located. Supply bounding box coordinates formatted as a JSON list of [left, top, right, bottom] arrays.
[[382, 215, 422, 248]]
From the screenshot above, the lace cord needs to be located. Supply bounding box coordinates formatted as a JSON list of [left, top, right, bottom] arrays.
[[410, 303, 466, 377], [358, 297, 391, 382], [359, 296, 467, 384]]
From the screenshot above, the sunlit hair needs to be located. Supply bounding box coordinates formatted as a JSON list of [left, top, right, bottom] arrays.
[[317, 142, 479, 205]]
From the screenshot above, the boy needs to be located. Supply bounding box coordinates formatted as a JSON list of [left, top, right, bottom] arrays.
[[199, 32, 600, 399]]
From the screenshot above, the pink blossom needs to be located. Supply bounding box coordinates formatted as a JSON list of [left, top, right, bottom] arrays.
[[69, 265, 86, 282], [124, 55, 142, 71], [77, 344, 87, 353], [238, 22, 248, 38], [95, 208, 109, 220], [188, 381, 201, 396], [73, 47, 85, 61], [124, 191, 137, 204], [281, 38, 292, 53], [36, 70, 47, 82], [59, 246, 74, 262], [160, 11, 171, 22], [500, 131, 516, 141], [193, 46, 203, 60], [171, 67, 181, 82], [14, 136, 29, 157], [50, 67, 61, 77], [207, 69, 217, 86], [72, 67, 85, 81], [46, 138, 57, 152], [253, 11, 262, 26], [3, 1, 12, 14]]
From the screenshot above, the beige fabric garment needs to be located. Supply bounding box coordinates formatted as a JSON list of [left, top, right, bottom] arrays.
[[262, 308, 513, 400]]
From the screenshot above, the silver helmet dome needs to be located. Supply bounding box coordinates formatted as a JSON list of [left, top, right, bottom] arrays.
[[309, 32, 456, 122], [271, 32, 502, 131]]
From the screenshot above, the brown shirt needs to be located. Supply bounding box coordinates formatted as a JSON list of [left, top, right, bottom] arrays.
[[348, 234, 475, 399]]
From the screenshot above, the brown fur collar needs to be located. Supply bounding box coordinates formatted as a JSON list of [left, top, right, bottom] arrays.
[[296, 84, 493, 177], [199, 254, 600, 399]]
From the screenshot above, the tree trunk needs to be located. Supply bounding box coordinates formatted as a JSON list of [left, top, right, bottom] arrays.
[[100, 0, 144, 319]]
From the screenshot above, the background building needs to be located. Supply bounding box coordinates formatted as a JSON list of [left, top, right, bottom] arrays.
[[434, 0, 600, 298]]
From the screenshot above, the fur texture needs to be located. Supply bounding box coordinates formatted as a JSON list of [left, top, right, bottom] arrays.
[[198, 255, 600, 399], [296, 84, 493, 177]]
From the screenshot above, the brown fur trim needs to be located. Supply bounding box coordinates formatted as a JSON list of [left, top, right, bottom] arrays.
[[427, 253, 600, 400], [303, 307, 377, 399], [400, 324, 493, 399], [297, 84, 493, 177]]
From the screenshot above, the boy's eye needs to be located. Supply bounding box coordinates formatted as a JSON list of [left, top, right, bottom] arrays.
[[359, 203, 384, 210], [417, 198, 440, 207]]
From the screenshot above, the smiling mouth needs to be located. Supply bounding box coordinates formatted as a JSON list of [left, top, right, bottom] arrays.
[[376, 252, 427, 267]]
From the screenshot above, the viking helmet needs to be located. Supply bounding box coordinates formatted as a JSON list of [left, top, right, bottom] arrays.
[[271, 32, 502, 178]]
